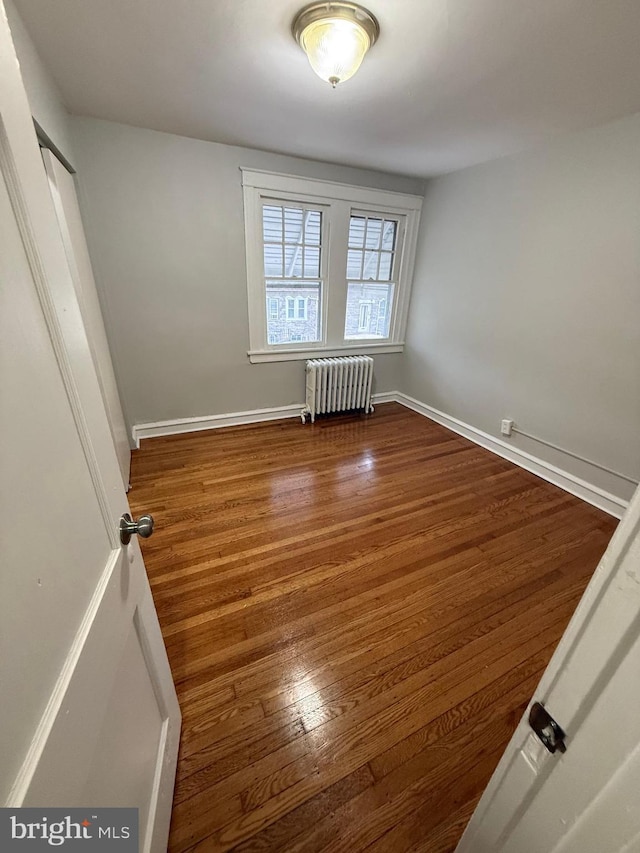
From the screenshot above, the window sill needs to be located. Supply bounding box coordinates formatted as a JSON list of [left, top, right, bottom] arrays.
[[248, 343, 404, 364]]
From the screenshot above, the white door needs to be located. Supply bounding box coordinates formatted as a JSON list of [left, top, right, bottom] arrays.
[[456, 485, 640, 853], [0, 7, 180, 853], [41, 146, 131, 489]]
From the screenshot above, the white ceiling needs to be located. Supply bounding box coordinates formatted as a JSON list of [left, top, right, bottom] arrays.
[[13, 0, 640, 177]]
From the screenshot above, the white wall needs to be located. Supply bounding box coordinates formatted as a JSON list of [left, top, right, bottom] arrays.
[[4, 0, 74, 163], [402, 113, 640, 502], [10, 0, 637, 506], [70, 117, 424, 433]]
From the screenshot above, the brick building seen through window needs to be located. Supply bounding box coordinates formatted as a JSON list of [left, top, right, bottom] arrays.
[[265, 283, 389, 345]]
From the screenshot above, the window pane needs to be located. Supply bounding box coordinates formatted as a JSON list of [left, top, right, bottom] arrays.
[[381, 220, 397, 251], [284, 244, 303, 277], [365, 218, 382, 250], [303, 246, 320, 278], [266, 281, 321, 344], [263, 205, 282, 242], [378, 252, 393, 281], [305, 211, 322, 245], [348, 216, 366, 248], [264, 244, 283, 277], [346, 249, 363, 279], [363, 251, 378, 279], [284, 207, 304, 242], [344, 282, 394, 340]]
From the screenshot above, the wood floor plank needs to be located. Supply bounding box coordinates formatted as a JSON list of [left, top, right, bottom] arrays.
[[286, 670, 540, 853], [128, 402, 617, 852], [405, 798, 479, 853], [227, 765, 376, 853]]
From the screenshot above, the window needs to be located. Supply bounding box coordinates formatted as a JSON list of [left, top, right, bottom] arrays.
[[286, 296, 308, 320], [377, 298, 387, 336], [286, 297, 295, 320], [358, 302, 372, 332], [262, 203, 322, 346], [345, 215, 396, 340], [242, 169, 422, 362]]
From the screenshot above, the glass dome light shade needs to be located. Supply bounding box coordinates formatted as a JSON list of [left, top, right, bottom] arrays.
[[293, 3, 379, 88], [300, 17, 371, 87]]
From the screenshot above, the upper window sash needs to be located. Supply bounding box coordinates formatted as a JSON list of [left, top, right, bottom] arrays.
[[346, 212, 403, 285], [262, 203, 324, 281]]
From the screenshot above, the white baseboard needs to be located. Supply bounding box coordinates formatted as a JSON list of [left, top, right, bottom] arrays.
[[131, 391, 397, 450], [132, 404, 304, 448], [132, 393, 629, 518], [371, 390, 397, 404], [393, 391, 629, 519], [132, 392, 393, 448]]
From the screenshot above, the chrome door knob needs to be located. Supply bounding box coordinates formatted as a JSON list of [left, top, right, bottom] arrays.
[[119, 512, 154, 545]]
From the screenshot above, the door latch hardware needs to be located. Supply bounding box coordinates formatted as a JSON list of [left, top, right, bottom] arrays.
[[529, 701, 567, 754], [119, 512, 154, 545]]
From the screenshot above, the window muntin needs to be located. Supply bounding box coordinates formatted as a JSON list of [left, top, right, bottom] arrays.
[[263, 203, 323, 345]]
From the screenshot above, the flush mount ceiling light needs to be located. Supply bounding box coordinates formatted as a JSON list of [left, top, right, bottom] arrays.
[[293, 2, 380, 88]]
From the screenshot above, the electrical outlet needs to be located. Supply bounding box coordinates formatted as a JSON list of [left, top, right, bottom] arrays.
[[501, 419, 514, 437]]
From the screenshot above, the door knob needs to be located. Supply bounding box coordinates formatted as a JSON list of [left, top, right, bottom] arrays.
[[119, 512, 154, 545]]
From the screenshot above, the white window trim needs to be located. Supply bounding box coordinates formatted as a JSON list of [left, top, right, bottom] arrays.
[[242, 168, 423, 364]]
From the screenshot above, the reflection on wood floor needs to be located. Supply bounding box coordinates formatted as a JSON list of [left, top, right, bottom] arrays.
[[129, 402, 616, 852]]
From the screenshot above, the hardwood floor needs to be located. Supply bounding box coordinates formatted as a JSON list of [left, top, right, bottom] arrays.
[[129, 402, 617, 852]]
